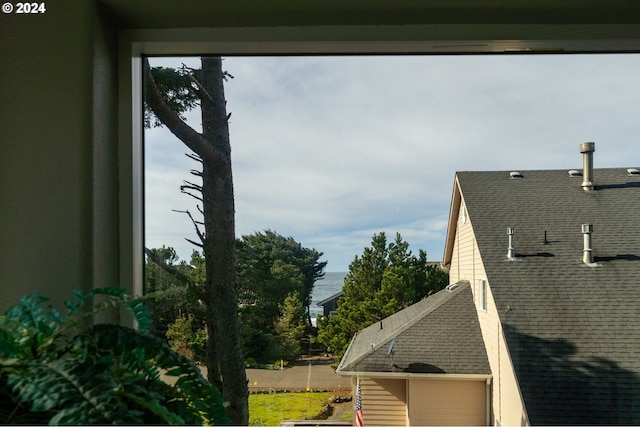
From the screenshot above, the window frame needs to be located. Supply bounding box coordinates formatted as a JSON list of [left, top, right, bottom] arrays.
[[478, 278, 487, 312]]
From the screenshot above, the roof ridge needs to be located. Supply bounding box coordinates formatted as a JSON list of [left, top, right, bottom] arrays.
[[457, 166, 639, 173]]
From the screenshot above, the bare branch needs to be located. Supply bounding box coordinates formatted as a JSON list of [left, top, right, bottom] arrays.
[[190, 169, 203, 177], [144, 247, 205, 300], [172, 209, 206, 244], [186, 72, 214, 102], [182, 180, 202, 192], [180, 189, 203, 202], [185, 152, 203, 163], [185, 237, 204, 248]]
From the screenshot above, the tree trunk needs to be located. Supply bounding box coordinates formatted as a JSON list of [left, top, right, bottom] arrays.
[[199, 56, 248, 425], [144, 56, 249, 425]]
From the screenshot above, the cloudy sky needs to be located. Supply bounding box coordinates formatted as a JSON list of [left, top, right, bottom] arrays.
[[145, 54, 640, 272]]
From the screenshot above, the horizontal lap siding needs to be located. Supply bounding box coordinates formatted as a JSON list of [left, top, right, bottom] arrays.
[[409, 379, 486, 426], [361, 377, 407, 426], [450, 199, 475, 283], [458, 208, 476, 281]]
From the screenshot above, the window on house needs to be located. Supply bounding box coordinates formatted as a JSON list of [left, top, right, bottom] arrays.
[[478, 279, 487, 311], [461, 203, 467, 224]]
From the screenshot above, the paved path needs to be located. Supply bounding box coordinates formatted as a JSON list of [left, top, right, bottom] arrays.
[[163, 357, 351, 392], [246, 358, 350, 392]]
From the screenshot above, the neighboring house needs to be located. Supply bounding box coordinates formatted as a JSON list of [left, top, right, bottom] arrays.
[[338, 143, 640, 425], [317, 291, 344, 317], [336, 282, 491, 425]]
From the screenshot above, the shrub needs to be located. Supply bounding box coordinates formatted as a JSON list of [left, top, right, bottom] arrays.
[[166, 314, 207, 363], [0, 288, 229, 425]]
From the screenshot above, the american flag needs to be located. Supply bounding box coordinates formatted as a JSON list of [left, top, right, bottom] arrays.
[[355, 376, 364, 426]]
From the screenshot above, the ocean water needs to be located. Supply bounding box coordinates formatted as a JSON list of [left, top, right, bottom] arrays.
[[309, 271, 347, 322]]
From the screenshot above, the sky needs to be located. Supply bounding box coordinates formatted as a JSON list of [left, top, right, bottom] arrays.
[[145, 54, 640, 272]]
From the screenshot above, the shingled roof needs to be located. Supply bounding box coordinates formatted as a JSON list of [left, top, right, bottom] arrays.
[[336, 282, 491, 376], [453, 167, 640, 424]]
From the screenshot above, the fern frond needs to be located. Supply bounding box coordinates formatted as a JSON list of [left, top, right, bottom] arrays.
[[5, 293, 61, 331], [88, 287, 153, 333], [121, 384, 186, 425], [0, 325, 18, 358], [2, 294, 64, 358], [8, 357, 143, 425], [84, 324, 230, 424]]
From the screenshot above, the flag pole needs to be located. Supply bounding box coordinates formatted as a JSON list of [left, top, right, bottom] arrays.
[[355, 376, 364, 427]]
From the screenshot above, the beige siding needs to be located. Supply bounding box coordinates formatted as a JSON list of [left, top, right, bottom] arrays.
[[449, 199, 477, 283], [449, 195, 529, 425], [358, 377, 407, 426], [408, 378, 487, 426]]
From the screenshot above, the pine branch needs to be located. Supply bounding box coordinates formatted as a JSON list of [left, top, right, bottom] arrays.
[[143, 58, 219, 164], [185, 152, 203, 163], [185, 238, 204, 249], [172, 209, 206, 245], [185, 70, 214, 102], [181, 180, 202, 192], [179, 189, 203, 202], [144, 248, 205, 301]]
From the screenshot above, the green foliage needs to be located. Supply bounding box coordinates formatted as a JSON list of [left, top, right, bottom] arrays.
[[318, 232, 448, 361], [144, 246, 204, 339], [274, 293, 307, 362], [166, 314, 207, 363], [144, 66, 200, 128], [236, 230, 326, 362], [0, 288, 229, 425], [145, 233, 327, 365]]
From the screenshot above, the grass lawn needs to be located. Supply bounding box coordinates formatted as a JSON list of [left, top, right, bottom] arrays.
[[249, 392, 333, 426]]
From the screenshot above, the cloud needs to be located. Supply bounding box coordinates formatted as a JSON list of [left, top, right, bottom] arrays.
[[145, 54, 640, 271]]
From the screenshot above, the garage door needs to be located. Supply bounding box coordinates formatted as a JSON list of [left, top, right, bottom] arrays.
[[409, 378, 486, 426]]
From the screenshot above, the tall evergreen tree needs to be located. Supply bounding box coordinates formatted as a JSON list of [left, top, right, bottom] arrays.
[[144, 57, 248, 424], [318, 232, 448, 362], [236, 230, 326, 361]]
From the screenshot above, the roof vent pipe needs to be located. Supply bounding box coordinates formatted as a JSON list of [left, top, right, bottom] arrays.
[[582, 224, 594, 264], [507, 228, 516, 259], [580, 142, 595, 192]]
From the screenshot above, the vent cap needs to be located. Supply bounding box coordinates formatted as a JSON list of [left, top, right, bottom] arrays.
[[627, 168, 640, 176], [568, 169, 582, 177], [510, 171, 524, 179]]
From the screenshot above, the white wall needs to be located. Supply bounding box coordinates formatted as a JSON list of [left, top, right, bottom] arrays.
[[0, 1, 119, 315]]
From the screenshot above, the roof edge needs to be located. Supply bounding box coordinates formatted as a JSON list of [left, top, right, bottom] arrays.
[[443, 175, 462, 266], [336, 282, 471, 373], [336, 371, 492, 381], [335, 332, 358, 372]]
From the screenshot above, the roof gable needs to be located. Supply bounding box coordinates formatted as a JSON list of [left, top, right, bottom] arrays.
[[316, 291, 343, 307], [337, 282, 490, 376], [455, 167, 640, 424]]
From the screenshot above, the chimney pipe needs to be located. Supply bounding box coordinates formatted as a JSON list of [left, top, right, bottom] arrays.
[[582, 224, 594, 264], [507, 228, 516, 259], [580, 142, 595, 192]]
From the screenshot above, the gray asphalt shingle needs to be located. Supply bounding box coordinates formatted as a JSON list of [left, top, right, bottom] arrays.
[[457, 167, 640, 424], [336, 282, 491, 376]]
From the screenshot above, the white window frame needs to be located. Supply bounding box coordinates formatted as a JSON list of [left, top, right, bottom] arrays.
[[478, 278, 487, 312]]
